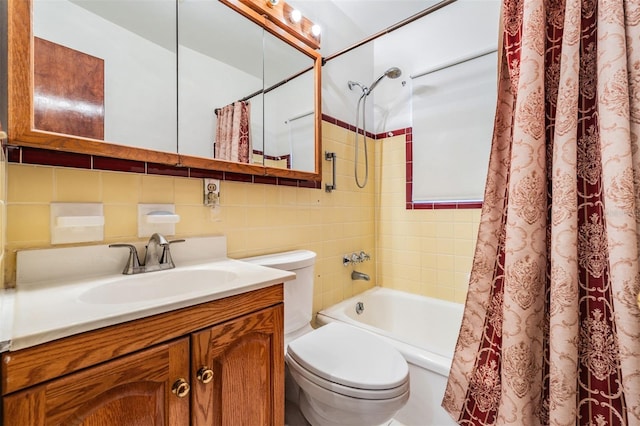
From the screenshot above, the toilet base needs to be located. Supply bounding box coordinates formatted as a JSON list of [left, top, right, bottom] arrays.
[[285, 365, 310, 425], [286, 399, 311, 426], [298, 391, 406, 426]]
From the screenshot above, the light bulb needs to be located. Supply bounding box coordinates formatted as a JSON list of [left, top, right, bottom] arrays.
[[290, 9, 302, 23], [311, 24, 321, 36], [266, 0, 278, 6]]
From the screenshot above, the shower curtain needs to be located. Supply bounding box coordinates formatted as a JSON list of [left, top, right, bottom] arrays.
[[215, 101, 251, 163], [443, 0, 640, 425]]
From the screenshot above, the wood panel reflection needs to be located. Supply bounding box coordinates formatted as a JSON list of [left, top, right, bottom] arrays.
[[34, 37, 105, 140]]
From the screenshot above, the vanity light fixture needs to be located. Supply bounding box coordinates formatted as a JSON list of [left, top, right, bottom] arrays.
[[223, 0, 321, 49], [290, 9, 302, 23]]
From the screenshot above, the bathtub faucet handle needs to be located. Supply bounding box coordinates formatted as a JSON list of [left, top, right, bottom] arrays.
[[343, 251, 370, 266]]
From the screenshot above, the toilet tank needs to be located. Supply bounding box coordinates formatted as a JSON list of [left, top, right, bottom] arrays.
[[241, 250, 316, 335]]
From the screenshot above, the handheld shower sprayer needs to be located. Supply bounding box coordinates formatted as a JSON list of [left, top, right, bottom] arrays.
[[348, 67, 403, 96], [367, 67, 402, 94], [347, 66, 403, 188]]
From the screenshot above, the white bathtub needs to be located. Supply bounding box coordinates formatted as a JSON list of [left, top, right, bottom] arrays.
[[316, 287, 463, 426]]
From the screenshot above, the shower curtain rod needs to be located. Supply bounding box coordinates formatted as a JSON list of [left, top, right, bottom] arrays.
[[410, 47, 498, 80], [322, 0, 458, 64], [215, 64, 315, 116], [285, 111, 314, 124], [240, 63, 313, 102]]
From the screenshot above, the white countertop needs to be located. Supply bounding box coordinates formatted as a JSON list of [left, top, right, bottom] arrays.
[[3, 236, 295, 352], [9, 259, 293, 351]]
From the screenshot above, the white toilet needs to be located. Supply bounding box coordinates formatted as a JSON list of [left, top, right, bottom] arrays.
[[243, 250, 409, 426]]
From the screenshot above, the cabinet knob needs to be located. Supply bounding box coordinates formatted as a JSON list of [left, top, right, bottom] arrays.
[[171, 378, 191, 398], [197, 367, 214, 384]]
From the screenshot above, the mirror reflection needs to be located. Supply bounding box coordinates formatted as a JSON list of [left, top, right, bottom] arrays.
[[177, 0, 264, 165], [178, 0, 316, 172], [262, 30, 315, 172], [33, 0, 178, 153], [31, 0, 319, 174]]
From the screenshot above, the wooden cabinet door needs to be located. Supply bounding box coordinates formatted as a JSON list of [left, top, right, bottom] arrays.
[[191, 304, 284, 426], [2, 338, 190, 426]]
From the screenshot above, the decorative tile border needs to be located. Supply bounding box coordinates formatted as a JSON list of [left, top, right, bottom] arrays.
[[93, 156, 146, 173], [6, 145, 321, 189], [5, 117, 486, 203], [254, 149, 292, 169], [322, 114, 377, 139], [323, 115, 482, 209]]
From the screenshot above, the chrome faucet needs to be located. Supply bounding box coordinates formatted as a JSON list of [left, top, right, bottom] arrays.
[[109, 233, 185, 275], [351, 271, 370, 281], [143, 233, 170, 272]]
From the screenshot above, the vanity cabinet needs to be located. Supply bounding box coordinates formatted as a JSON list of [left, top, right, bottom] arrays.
[[1, 285, 284, 425], [3, 338, 191, 425]]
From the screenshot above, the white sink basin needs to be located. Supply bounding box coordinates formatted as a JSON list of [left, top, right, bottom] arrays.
[[78, 268, 238, 304], [11, 237, 297, 351]]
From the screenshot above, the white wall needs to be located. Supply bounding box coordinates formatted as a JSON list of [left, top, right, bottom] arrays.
[[34, 1, 177, 153], [321, 42, 375, 125], [178, 46, 263, 159], [372, 0, 502, 133], [412, 51, 497, 201], [264, 70, 315, 171]]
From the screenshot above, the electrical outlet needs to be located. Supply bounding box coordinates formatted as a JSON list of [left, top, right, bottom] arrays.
[[204, 178, 220, 206]]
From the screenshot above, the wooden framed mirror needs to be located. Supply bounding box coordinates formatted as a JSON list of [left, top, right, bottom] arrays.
[[6, 0, 322, 182]]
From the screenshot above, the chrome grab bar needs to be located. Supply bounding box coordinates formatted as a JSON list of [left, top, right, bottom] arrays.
[[325, 151, 336, 192]]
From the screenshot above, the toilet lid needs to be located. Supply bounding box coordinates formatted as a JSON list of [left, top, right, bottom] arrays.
[[286, 322, 409, 391]]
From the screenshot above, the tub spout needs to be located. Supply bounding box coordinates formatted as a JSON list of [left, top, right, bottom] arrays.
[[351, 271, 370, 281]]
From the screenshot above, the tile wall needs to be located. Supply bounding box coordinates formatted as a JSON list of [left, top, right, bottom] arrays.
[[4, 120, 480, 309], [4, 121, 376, 314]]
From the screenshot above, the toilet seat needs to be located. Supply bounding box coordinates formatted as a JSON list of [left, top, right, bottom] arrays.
[[286, 322, 409, 400], [286, 353, 409, 400]]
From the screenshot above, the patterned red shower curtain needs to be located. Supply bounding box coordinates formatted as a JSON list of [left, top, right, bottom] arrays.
[[215, 101, 251, 163], [442, 0, 640, 424]]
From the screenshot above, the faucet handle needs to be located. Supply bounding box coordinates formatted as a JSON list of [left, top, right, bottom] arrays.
[[160, 239, 185, 267], [109, 244, 141, 274], [359, 251, 371, 262]]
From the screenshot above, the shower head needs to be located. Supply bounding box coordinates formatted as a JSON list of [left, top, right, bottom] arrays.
[[384, 67, 402, 79], [367, 67, 402, 94]]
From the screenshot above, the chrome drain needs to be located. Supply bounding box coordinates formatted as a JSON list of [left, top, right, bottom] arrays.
[[355, 301, 364, 315]]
